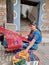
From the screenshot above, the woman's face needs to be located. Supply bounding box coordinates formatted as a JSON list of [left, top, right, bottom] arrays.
[[30, 24, 36, 31]]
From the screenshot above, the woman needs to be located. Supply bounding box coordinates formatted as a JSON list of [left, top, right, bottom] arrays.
[[23, 22, 42, 57]]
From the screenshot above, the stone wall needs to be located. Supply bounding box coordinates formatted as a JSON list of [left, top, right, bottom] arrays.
[[41, 0, 49, 33], [0, 0, 7, 26], [41, 0, 49, 43]]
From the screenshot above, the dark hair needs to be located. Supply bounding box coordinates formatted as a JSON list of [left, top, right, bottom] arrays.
[[36, 26, 41, 33], [29, 22, 41, 33], [29, 22, 36, 26]]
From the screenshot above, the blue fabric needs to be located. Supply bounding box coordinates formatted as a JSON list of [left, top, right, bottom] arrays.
[[29, 52, 35, 61], [2, 39, 8, 47], [23, 42, 38, 50], [28, 30, 42, 44]]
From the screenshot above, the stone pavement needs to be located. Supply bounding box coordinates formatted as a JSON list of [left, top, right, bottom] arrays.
[[38, 44, 49, 65], [0, 44, 13, 65]]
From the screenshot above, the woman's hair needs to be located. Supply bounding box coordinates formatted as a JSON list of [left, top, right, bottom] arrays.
[[36, 26, 41, 33], [29, 22, 41, 33], [29, 21, 36, 26]]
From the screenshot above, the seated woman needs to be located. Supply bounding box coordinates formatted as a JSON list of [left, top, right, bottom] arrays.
[[23, 22, 42, 58]]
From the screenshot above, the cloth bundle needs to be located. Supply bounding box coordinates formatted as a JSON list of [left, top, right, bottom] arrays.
[[13, 50, 35, 65]]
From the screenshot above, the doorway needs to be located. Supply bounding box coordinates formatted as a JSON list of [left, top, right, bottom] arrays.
[[20, 0, 40, 31]]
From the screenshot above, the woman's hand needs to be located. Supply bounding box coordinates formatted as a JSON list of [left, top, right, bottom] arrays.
[[24, 49, 28, 54]]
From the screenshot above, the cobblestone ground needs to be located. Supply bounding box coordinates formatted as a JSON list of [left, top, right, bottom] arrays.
[[0, 43, 49, 65], [38, 44, 49, 65], [0, 44, 13, 65]]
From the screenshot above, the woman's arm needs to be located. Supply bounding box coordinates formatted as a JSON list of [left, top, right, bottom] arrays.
[[26, 39, 35, 52]]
